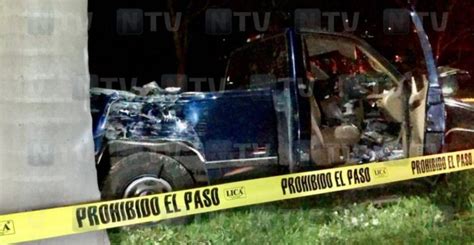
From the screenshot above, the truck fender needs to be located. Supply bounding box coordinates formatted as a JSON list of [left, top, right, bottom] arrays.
[[103, 140, 209, 184]]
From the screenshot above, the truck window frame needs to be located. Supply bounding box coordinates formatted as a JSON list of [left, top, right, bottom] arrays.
[[224, 33, 290, 91], [300, 32, 403, 87]]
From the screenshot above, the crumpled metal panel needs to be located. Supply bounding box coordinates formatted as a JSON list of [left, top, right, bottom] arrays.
[[91, 88, 203, 152]]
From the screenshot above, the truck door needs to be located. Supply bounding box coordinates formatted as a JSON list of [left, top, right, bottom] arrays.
[[223, 32, 298, 171]]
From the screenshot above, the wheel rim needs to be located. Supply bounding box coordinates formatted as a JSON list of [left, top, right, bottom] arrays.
[[123, 176, 172, 198]]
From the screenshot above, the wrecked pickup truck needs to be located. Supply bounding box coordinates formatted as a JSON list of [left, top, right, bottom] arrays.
[[91, 11, 474, 202]]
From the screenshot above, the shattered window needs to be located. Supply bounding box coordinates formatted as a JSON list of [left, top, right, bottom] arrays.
[[302, 34, 398, 101], [302, 33, 406, 165], [225, 34, 289, 90]]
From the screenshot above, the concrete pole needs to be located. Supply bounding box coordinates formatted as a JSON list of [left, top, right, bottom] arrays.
[[0, 0, 109, 243]]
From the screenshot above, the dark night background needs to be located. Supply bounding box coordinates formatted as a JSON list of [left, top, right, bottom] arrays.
[[87, 0, 474, 93]]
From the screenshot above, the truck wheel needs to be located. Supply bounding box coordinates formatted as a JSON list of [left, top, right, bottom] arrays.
[[101, 152, 195, 225]]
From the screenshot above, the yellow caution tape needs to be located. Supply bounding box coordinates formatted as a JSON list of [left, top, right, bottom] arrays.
[[1, 149, 473, 243]]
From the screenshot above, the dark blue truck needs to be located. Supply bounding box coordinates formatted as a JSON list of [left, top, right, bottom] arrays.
[[91, 11, 474, 201]]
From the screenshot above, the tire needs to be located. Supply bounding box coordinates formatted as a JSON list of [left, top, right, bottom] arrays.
[[101, 152, 195, 225]]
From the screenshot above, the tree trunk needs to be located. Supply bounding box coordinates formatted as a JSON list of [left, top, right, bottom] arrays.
[[0, 0, 109, 244], [166, 0, 189, 90], [173, 30, 188, 90]]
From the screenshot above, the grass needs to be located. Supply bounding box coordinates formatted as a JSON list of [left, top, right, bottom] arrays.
[[109, 172, 473, 244]]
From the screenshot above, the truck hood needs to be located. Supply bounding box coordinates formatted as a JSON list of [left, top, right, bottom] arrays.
[[90, 87, 203, 154]]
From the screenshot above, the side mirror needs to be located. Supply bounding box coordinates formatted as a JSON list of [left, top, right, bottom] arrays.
[[438, 66, 471, 97]]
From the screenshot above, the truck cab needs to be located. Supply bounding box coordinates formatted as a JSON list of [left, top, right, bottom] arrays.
[[219, 29, 428, 175]]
